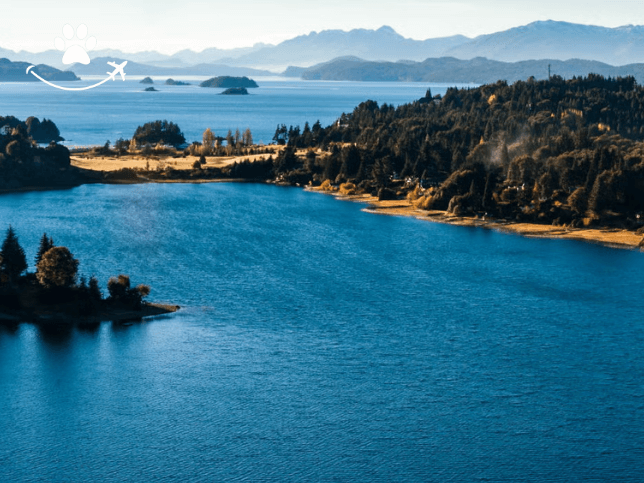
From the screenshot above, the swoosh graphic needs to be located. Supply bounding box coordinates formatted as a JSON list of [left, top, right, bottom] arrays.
[[27, 65, 113, 91]]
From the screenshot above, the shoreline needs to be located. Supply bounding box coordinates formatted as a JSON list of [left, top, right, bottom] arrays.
[[308, 188, 644, 251], [5, 151, 643, 252], [0, 302, 180, 326]]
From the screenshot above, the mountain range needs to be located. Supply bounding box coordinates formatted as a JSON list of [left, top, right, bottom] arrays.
[[2, 21, 644, 75]]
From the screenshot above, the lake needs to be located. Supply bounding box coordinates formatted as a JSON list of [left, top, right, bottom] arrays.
[[0, 77, 465, 147], [1, 182, 643, 482]]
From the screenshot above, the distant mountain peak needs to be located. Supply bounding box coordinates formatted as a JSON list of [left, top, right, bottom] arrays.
[[376, 25, 397, 34]]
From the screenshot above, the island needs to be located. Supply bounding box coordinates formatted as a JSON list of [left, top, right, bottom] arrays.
[[165, 78, 191, 86], [144, 87, 158, 91], [0, 58, 80, 82], [199, 76, 258, 88], [140, 77, 154, 84], [221, 87, 248, 95], [0, 227, 178, 325]]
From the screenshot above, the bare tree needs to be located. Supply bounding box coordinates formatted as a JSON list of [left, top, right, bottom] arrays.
[[202, 128, 215, 156], [243, 128, 253, 147]]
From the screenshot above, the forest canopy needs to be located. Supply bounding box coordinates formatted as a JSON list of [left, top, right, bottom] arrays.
[[265, 74, 644, 229]]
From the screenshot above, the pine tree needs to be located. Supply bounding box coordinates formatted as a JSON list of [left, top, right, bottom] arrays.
[[88, 276, 102, 301], [35, 233, 54, 266], [0, 226, 28, 282]]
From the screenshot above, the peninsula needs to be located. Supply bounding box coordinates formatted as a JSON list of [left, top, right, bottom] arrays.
[[0, 58, 80, 82], [0, 228, 178, 325]]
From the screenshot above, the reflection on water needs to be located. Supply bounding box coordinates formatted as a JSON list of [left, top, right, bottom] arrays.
[[1, 183, 644, 482]]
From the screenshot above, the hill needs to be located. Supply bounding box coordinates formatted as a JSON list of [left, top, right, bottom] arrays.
[[264, 74, 644, 231], [0, 58, 79, 82], [297, 56, 644, 84]]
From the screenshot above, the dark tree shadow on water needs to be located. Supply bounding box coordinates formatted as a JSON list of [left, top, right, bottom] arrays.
[[0, 321, 19, 335], [76, 320, 101, 334], [36, 322, 74, 346], [110, 317, 143, 332]]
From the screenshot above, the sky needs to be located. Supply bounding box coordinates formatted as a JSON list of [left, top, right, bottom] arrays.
[[3, 0, 644, 54]]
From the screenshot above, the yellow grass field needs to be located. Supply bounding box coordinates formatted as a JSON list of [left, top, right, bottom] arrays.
[[71, 152, 277, 172]]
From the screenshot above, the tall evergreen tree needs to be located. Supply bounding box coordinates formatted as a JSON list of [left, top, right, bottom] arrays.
[[35, 232, 54, 266], [0, 226, 27, 282]]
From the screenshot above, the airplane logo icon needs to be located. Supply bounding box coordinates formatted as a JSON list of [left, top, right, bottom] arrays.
[[107, 61, 128, 81]]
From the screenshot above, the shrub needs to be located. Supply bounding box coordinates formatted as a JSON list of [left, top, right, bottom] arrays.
[[319, 179, 336, 191], [36, 246, 79, 288], [338, 182, 357, 195], [107, 274, 149, 310]]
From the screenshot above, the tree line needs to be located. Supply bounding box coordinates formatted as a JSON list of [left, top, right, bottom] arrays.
[[0, 226, 150, 316]]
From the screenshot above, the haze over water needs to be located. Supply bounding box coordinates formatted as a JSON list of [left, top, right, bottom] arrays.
[[1, 183, 643, 481]]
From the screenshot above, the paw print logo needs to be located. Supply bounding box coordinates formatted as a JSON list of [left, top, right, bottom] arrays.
[[55, 24, 97, 65]]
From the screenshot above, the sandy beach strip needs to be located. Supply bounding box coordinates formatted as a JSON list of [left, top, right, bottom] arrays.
[[308, 189, 644, 250]]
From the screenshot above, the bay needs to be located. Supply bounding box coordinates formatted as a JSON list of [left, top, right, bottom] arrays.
[[1, 183, 643, 481]]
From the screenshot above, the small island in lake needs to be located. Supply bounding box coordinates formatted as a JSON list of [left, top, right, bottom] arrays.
[[199, 76, 258, 88], [165, 78, 190, 86], [140, 77, 154, 84], [221, 87, 249, 95], [0, 227, 178, 325], [144, 87, 158, 91]]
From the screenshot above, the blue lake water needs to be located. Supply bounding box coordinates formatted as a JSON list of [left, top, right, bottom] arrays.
[[0, 77, 462, 146], [1, 182, 644, 481]]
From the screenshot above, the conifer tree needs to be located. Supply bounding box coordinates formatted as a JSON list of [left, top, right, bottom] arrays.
[[88, 276, 102, 301], [35, 232, 54, 266], [0, 226, 27, 282]]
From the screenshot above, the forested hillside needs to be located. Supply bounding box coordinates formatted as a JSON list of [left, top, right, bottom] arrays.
[[0, 118, 86, 190], [298, 56, 644, 84], [267, 75, 644, 229]]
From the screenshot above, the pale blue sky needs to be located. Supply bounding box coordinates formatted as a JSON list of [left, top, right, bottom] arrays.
[[3, 0, 644, 54]]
